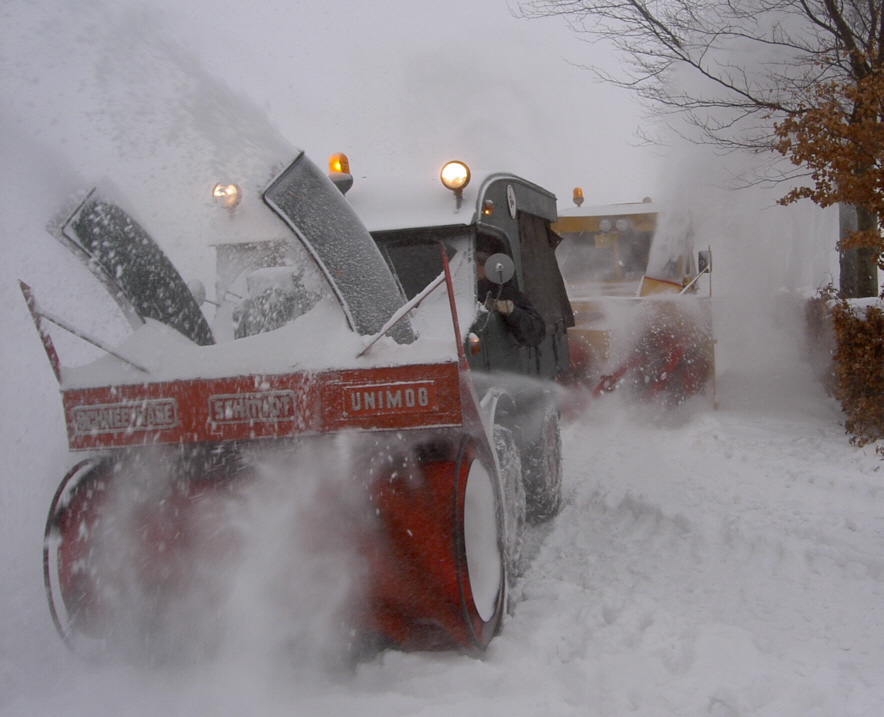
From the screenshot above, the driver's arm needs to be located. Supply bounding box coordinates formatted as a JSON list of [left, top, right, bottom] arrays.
[[496, 291, 545, 347]]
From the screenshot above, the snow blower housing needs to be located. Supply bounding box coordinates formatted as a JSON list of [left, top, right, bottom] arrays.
[[25, 151, 571, 660]]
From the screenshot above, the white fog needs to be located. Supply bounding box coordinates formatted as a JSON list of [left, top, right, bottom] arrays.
[[2, 1, 883, 716]]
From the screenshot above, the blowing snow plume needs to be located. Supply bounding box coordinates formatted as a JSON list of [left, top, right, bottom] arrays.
[[650, 141, 838, 411], [44, 447, 246, 664], [46, 436, 380, 670], [554, 134, 838, 420], [3, 1, 294, 288], [216, 436, 378, 672]]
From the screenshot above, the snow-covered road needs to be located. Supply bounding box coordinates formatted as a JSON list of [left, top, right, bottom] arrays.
[[510, 381, 884, 716], [4, 1, 882, 713], [3, 350, 883, 716]]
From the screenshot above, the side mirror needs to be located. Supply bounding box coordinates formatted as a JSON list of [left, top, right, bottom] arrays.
[[483, 253, 515, 284], [187, 279, 207, 306], [698, 249, 711, 274]]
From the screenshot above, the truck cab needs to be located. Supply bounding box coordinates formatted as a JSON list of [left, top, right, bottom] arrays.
[[339, 157, 574, 524], [341, 159, 574, 383]]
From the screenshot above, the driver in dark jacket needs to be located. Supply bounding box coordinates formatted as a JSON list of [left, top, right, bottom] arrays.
[[477, 252, 546, 348]]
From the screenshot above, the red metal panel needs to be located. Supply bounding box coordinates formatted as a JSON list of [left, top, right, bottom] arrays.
[[62, 362, 462, 450], [320, 363, 462, 432]]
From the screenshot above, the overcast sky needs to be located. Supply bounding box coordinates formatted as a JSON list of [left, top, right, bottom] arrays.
[[0, 0, 842, 339], [0, 0, 660, 211]]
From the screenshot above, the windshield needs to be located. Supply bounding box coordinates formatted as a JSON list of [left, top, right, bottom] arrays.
[[556, 231, 651, 297], [372, 227, 478, 342], [373, 226, 475, 302]]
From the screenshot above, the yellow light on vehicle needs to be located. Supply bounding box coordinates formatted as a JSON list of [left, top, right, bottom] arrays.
[[482, 200, 494, 216], [467, 332, 481, 355], [572, 187, 584, 207], [441, 161, 471, 192], [328, 152, 354, 194], [329, 152, 350, 175], [213, 183, 241, 209]]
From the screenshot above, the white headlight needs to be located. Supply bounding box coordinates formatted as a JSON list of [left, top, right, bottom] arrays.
[[441, 161, 471, 192], [213, 183, 241, 209]]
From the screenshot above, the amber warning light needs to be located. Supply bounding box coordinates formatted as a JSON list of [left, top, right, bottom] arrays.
[[329, 152, 350, 174], [572, 187, 584, 207], [328, 153, 354, 194]]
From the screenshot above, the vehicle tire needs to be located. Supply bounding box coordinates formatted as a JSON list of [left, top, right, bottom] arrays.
[[454, 437, 507, 649], [520, 397, 563, 524], [493, 426, 526, 581], [44, 456, 116, 658]]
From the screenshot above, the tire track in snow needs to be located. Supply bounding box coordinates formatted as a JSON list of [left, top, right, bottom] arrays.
[[504, 397, 884, 715]]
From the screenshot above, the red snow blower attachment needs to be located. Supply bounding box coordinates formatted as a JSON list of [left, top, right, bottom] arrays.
[[24, 151, 569, 661]]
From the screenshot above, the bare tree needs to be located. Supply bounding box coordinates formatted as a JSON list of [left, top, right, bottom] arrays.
[[520, 0, 884, 296]]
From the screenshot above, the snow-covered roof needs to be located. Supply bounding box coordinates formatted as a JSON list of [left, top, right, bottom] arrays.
[[344, 170, 556, 233], [556, 200, 661, 218], [554, 201, 661, 235], [341, 171, 480, 232]]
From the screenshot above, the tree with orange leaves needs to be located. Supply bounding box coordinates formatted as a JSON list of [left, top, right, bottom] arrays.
[[520, 0, 884, 297], [774, 69, 884, 298]]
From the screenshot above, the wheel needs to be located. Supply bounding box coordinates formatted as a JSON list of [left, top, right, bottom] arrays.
[[455, 437, 506, 647], [493, 425, 526, 581], [520, 397, 563, 524], [363, 433, 506, 651], [43, 457, 116, 658]]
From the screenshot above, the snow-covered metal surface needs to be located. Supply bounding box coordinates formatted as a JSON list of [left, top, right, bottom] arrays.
[[59, 191, 215, 346], [59, 285, 472, 389], [264, 154, 414, 343], [556, 200, 661, 220], [344, 169, 557, 233]]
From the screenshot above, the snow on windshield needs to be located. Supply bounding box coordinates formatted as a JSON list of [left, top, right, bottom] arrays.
[[264, 155, 415, 344], [58, 242, 472, 388]]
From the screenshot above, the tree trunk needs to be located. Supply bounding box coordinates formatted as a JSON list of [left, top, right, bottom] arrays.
[[839, 204, 879, 298]]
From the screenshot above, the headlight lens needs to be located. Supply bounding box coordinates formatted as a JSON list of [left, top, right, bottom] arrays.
[[213, 183, 241, 209], [441, 161, 471, 192]]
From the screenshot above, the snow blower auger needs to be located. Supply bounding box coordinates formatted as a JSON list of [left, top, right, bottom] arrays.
[[24, 151, 572, 661], [590, 297, 715, 405]]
